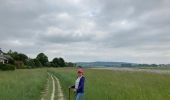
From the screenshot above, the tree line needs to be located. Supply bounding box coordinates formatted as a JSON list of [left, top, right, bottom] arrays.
[[6, 50, 75, 68]]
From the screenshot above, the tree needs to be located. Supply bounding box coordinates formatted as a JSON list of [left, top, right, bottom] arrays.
[[6, 50, 70, 68], [58, 57, 66, 67], [52, 57, 59, 67], [7, 57, 15, 65], [7, 50, 28, 65], [26, 58, 42, 68], [51, 57, 66, 67], [36, 53, 48, 66], [45, 62, 52, 67], [26, 58, 35, 68], [18, 53, 28, 64], [8, 51, 19, 60], [33, 59, 42, 67], [7, 51, 28, 61]]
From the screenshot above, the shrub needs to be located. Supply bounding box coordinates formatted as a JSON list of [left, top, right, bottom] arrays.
[[0, 64, 15, 71]]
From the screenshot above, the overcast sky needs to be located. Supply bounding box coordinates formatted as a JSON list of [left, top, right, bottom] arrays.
[[0, 0, 170, 64]]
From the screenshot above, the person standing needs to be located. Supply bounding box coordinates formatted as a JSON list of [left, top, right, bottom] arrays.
[[70, 67, 85, 100]]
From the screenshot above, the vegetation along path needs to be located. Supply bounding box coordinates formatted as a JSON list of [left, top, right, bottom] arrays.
[[41, 72, 64, 100], [54, 75, 65, 100]]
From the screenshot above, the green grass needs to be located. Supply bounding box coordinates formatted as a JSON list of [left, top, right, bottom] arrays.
[[49, 68, 76, 100], [42, 73, 53, 100], [50, 68, 170, 100], [1, 68, 170, 100], [0, 69, 47, 100]]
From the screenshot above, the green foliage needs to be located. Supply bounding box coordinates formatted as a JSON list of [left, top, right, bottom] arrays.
[[18, 53, 28, 64], [0, 64, 15, 71], [36, 53, 49, 66], [58, 57, 66, 67], [6, 49, 71, 68], [26, 59, 35, 67], [8, 58, 15, 64], [51, 57, 66, 67], [7, 50, 28, 64], [52, 58, 59, 67], [26, 58, 42, 68], [45, 62, 52, 67], [34, 59, 42, 67]]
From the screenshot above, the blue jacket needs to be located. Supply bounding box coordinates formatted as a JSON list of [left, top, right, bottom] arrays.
[[71, 76, 85, 93], [77, 76, 85, 93]]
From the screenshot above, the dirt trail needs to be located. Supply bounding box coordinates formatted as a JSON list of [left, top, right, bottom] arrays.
[[41, 73, 65, 100], [54, 76, 65, 100], [92, 67, 170, 74], [50, 74, 56, 100]]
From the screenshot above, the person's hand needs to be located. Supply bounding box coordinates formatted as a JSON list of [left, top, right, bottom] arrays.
[[73, 89, 77, 92]]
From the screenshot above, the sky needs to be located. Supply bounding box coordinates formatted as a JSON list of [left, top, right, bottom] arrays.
[[0, 0, 170, 64]]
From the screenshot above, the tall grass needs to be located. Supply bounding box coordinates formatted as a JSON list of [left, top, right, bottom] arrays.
[[49, 68, 76, 100], [50, 68, 170, 100], [0, 69, 47, 100]]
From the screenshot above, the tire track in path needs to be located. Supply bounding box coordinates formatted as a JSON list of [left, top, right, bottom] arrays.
[[50, 74, 55, 100], [53, 75, 64, 100], [41, 72, 64, 100]]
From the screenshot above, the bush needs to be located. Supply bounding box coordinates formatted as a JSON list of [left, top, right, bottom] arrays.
[[0, 64, 15, 71]]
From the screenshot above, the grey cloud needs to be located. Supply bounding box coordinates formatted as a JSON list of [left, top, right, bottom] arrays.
[[0, 0, 170, 63], [39, 32, 95, 43]]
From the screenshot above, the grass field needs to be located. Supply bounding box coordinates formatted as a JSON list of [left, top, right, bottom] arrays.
[[1, 68, 170, 100], [50, 68, 170, 100], [0, 69, 47, 100]]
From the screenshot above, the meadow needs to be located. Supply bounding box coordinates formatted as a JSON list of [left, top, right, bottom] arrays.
[[0, 69, 47, 100], [1, 68, 170, 100], [50, 68, 170, 100]]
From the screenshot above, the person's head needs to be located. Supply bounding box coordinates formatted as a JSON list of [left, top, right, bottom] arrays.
[[77, 68, 84, 77]]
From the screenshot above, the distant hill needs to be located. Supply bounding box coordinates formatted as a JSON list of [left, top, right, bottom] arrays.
[[76, 61, 137, 67]]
